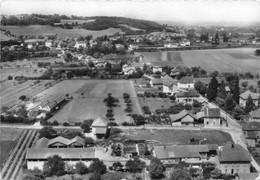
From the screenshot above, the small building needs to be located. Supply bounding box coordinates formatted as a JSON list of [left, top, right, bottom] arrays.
[[45, 40, 53, 48], [218, 143, 251, 175], [123, 66, 136, 75], [150, 79, 163, 90], [170, 110, 197, 126], [91, 117, 108, 139], [152, 66, 162, 73], [239, 90, 259, 108], [75, 41, 87, 49], [177, 76, 195, 90], [163, 81, 178, 95], [38, 94, 66, 112], [249, 108, 260, 121], [176, 90, 199, 104], [242, 121, 260, 145], [203, 108, 222, 126], [245, 131, 257, 148]]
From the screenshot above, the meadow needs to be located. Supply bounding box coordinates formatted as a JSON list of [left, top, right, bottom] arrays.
[[1, 25, 122, 38], [137, 48, 260, 74], [47, 80, 142, 125]]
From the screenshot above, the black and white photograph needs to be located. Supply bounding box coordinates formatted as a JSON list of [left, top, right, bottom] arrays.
[[0, 0, 260, 179]]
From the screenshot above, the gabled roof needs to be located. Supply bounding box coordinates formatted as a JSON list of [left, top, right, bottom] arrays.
[[176, 90, 199, 98], [26, 148, 95, 160], [219, 143, 251, 163], [178, 76, 194, 84], [91, 117, 108, 127], [240, 90, 259, 100], [170, 110, 197, 122], [35, 137, 49, 148], [250, 108, 260, 119], [246, 131, 257, 139], [151, 79, 163, 85], [204, 108, 221, 118], [48, 136, 71, 146], [69, 136, 85, 146]]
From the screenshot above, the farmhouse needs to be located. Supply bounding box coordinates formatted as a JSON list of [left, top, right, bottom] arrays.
[[153, 144, 217, 165], [152, 66, 162, 73], [249, 108, 260, 121], [26, 148, 97, 170], [177, 76, 195, 90], [91, 117, 108, 139], [239, 90, 259, 108], [242, 122, 260, 148], [202, 108, 222, 126], [170, 110, 197, 126], [122, 66, 136, 75], [176, 90, 199, 104], [35, 136, 85, 148], [218, 143, 251, 175]]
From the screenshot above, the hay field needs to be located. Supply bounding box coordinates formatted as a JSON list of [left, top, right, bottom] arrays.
[[1, 25, 122, 38], [47, 80, 142, 124], [137, 48, 260, 74]]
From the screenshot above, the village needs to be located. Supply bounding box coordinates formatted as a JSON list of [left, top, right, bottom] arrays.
[[1, 8, 260, 180]]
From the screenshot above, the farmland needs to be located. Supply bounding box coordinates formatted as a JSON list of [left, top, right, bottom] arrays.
[[136, 48, 260, 74], [44, 80, 142, 124], [122, 129, 233, 146], [1, 25, 123, 38]]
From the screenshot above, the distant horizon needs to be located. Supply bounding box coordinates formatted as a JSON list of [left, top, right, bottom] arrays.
[[1, 0, 260, 24]]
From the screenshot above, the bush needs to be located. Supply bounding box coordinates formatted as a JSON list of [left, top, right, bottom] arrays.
[[108, 122, 118, 126], [109, 128, 122, 136], [63, 122, 70, 126], [75, 162, 88, 175], [53, 120, 59, 126], [89, 160, 107, 174]]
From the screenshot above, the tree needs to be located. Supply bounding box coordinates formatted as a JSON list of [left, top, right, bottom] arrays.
[[89, 160, 107, 174], [170, 168, 191, 180], [8, 75, 13, 80], [210, 168, 222, 179], [59, 129, 85, 139], [245, 95, 255, 113], [39, 126, 57, 139], [232, 76, 240, 104], [224, 94, 236, 111], [43, 155, 65, 177], [75, 161, 88, 175], [103, 94, 119, 108], [194, 81, 203, 92], [207, 76, 218, 101], [66, 71, 74, 79], [125, 158, 145, 173], [89, 172, 102, 180], [217, 80, 227, 100], [233, 105, 245, 120], [148, 158, 165, 179], [80, 119, 93, 133], [19, 95, 27, 101], [112, 162, 123, 171], [241, 81, 248, 90]]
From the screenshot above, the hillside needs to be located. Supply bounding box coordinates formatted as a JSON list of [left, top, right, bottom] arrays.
[[81, 16, 164, 33]]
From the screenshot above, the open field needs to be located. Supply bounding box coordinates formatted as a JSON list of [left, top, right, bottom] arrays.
[[1, 25, 122, 38], [122, 129, 233, 146], [46, 80, 142, 124], [139, 97, 175, 112], [136, 48, 260, 74]]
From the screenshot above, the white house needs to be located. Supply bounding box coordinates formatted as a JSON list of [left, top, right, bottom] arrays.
[[163, 81, 178, 95], [45, 40, 53, 48], [123, 66, 136, 75], [249, 108, 260, 121], [177, 76, 195, 90], [218, 143, 251, 175], [239, 90, 259, 108], [202, 108, 222, 126], [91, 117, 108, 139], [75, 41, 87, 49], [153, 66, 162, 73], [176, 90, 199, 104]]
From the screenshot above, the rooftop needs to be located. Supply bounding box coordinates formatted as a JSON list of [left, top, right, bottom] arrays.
[[91, 116, 108, 127], [151, 78, 163, 85], [178, 76, 194, 84], [240, 90, 259, 100], [170, 110, 197, 122], [204, 108, 221, 118], [242, 121, 260, 131], [176, 90, 199, 98], [250, 108, 260, 118]]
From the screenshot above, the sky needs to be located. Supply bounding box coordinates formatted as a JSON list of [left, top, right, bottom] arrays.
[[1, 0, 260, 23]]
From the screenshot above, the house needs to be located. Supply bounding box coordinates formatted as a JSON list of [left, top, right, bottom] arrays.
[[177, 76, 195, 89], [26, 148, 96, 170], [163, 81, 178, 95], [242, 121, 260, 147], [245, 131, 257, 148], [75, 41, 87, 49], [153, 144, 217, 165], [35, 136, 85, 148], [91, 117, 108, 139], [122, 66, 136, 75], [218, 143, 251, 175], [176, 90, 199, 104], [236, 173, 260, 180], [38, 94, 66, 112], [170, 110, 197, 126], [249, 108, 260, 121], [203, 108, 222, 126], [239, 90, 259, 108], [45, 40, 53, 48], [150, 79, 163, 90], [153, 66, 162, 73]]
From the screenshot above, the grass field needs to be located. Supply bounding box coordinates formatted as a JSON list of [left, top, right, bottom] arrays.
[[47, 80, 142, 124], [136, 48, 260, 74], [0, 31, 12, 41], [1, 25, 122, 38], [122, 129, 233, 146], [139, 97, 175, 112]]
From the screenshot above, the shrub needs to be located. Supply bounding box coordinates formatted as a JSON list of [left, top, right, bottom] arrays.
[[63, 122, 70, 126], [109, 128, 122, 136]]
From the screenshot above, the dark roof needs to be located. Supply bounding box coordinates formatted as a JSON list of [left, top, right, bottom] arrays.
[[246, 131, 257, 139], [178, 76, 194, 84], [170, 110, 197, 122], [250, 108, 260, 119], [242, 122, 260, 131], [219, 143, 251, 163], [176, 90, 199, 98], [151, 79, 163, 85], [35, 136, 85, 148], [204, 108, 221, 118], [26, 148, 95, 160]]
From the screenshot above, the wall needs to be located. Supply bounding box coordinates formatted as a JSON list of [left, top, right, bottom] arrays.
[[204, 118, 221, 126], [177, 83, 194, 89], [219, 163, 250, 175]]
